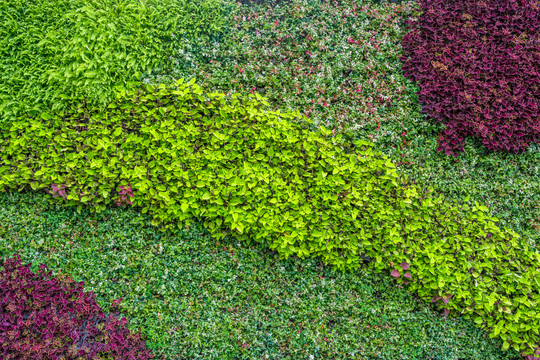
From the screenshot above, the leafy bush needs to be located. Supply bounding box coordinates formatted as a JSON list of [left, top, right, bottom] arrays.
[[0, 0, 230, 131], [161, 0, 539, 250], [0, 79, 423, 271], [1, 79, 540, 356], [400, 0, 540, 156], [0, 188, 522, 360], [0, 253, 154, 359]]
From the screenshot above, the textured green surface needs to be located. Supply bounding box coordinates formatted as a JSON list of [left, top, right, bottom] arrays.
[[0, 0, 538, 358], [0, 0, 230, 129], [153, 0, 538, 250], [0, 189, 521, 359]]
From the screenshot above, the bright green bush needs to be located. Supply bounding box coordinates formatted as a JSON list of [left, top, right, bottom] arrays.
[[0, 0, 230, 131], [0, 79, 539, 356], [0, 79, 411, 270]]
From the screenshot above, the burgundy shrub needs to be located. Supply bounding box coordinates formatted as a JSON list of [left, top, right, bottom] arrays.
[[400, 0, 540, 156], [114, 184, 135, 207], [0, 253, 154, 360]]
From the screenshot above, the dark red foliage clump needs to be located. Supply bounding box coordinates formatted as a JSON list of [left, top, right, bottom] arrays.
[[401, 0, 540, 156], [0, 253, 154, 360]]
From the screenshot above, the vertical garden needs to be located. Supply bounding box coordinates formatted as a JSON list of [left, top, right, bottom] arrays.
[[0, 0, 538, 359]]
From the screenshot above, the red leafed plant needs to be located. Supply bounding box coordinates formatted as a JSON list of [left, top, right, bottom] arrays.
[[0, 253, 154, 359], [400, 0, 540, 156], [114, 184, 135, 207], [44, 183, 135, 208]]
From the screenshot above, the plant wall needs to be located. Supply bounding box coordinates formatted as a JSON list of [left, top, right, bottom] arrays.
[[0, 79, 539, 357]]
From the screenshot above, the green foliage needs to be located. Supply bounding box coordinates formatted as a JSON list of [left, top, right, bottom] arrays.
[[0, 79, 403, 271], [1, 0, 538, 356], [0, 188, 521, 360], [1, 79, 539, 356], [160, 0, 539, 250], [0, 0, 229, 131]]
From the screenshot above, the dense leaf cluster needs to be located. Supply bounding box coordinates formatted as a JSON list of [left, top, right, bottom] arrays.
[[163, 0, 539, 250], [0, 80, 539, 356], [0, 0, 229, 132], [0, 253, 154, 359], [0, 79, 419, 271], [400, 0, 540, 156]]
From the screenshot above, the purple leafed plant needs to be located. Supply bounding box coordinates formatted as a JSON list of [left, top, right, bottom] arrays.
[[51, 183, 68, 199], [0, 253, 154, 360], [401, 0, 540, 156], [114, 184, 135, 207], [44, 182, 135, 207]]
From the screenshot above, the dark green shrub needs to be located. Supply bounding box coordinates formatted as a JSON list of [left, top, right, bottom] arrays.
[[0, 188, 522, 359]]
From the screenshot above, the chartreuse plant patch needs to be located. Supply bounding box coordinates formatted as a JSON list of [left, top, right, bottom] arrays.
[[0, 188, 521, 359], [0, 0, 231, 132], [1, 80, 540, 357], [155, 0, 539, 250]]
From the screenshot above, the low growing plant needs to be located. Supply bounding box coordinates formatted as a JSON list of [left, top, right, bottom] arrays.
[[400, 0, 540, 156], [0, 79, 540, 357], [0, 253, 154, 359], [0, 189, 522, 359]]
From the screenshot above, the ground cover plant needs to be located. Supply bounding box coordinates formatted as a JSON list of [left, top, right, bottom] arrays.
[[0, 188, 522, 359], [401, 0, 540, 156], [2, 74, 540, 357], [0, 0, 231, 132], [0, 252, 154, 359], [1, 0, 539, 358], [153, 0, 539, 250]]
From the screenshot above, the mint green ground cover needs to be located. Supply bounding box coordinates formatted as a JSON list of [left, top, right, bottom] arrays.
[[0, 189, 520, 359]]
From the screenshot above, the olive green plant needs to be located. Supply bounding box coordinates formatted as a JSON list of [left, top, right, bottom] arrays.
[[0, 80, 539, 357]]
